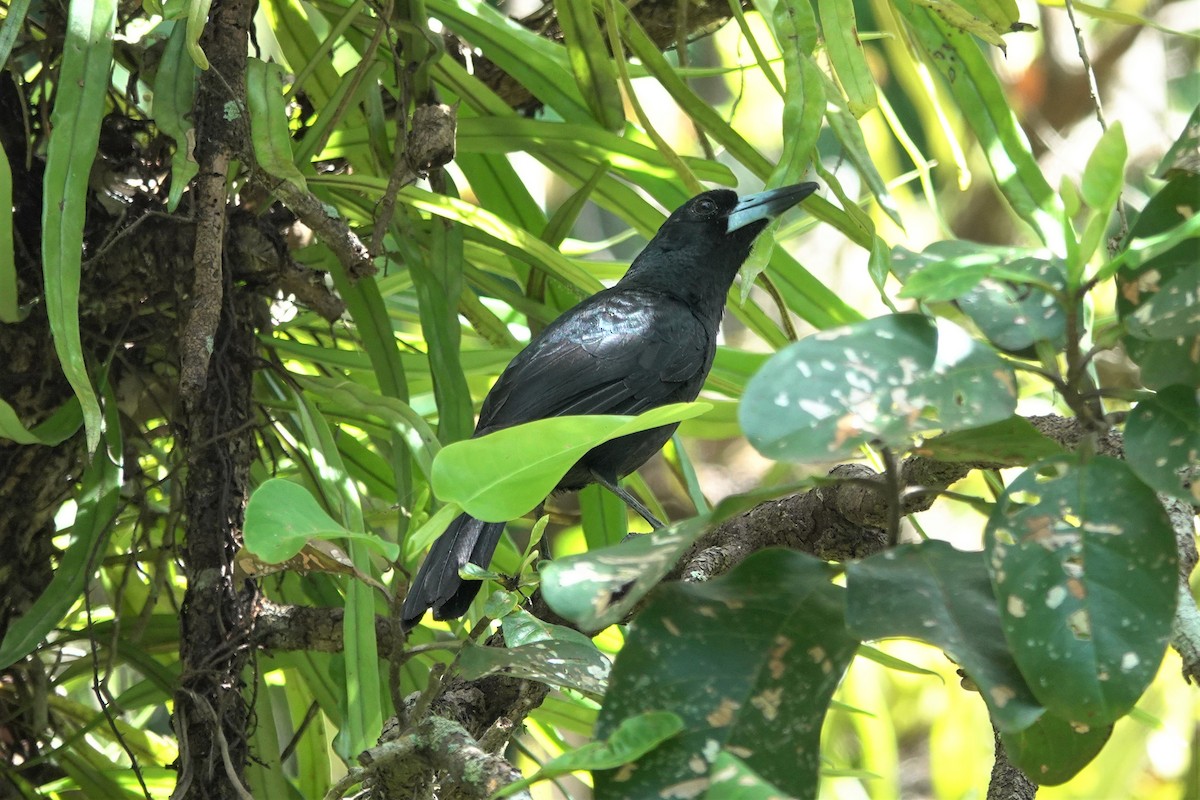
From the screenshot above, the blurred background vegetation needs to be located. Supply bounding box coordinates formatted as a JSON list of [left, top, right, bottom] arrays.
[[0, 0, 1196, 797]]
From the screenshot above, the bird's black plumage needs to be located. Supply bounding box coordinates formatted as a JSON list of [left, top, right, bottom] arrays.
[[402, 183, 819, 629]]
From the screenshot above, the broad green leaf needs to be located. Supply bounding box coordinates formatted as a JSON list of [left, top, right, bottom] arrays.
[[457, 610, 612, 693], [1000, 713, 1113, 785], [892, 241, 1039, 301], [915, 416, 1064, 465], [541, 513, 712, 632], [41, 0, 115, 452], [432, 402, 710, 521], [153, 22, 199, 211], [845, 541, 1044, 732], [1123, 263, 1200, 341], [740, 314, 1017, 462], [706, 751, 795, 798], [819, 0, 877, 117], [494, 712, 684, 798], [1116, 175, 1200, 387], [243, 479, 401, 563], [985, 456, 1177, 725], [246, 58, 308, 192], [1125, 385, 1200, 503], [892, 243, 1067, 351], [955, 257, 1068, 352], [593, 551, 857, 800]]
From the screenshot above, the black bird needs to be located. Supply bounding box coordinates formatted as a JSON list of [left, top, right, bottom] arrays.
[[401, 183, 820, 629]]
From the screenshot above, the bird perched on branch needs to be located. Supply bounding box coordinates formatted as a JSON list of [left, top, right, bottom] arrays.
[[401, 183, 820, 629]]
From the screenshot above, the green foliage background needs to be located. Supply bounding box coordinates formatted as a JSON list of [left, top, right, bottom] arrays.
[[0, 0, 1197, 797]]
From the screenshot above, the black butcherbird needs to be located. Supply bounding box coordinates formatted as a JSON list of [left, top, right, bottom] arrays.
[[401, 183, 819, 629]]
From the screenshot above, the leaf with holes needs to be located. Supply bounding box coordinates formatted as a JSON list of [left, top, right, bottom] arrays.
[[740, 314, 1016, 462], [593, 550, 857, 799], [985, 456, 1177, 725]]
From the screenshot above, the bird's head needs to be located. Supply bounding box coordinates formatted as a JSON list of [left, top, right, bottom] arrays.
[[649, 183, 820, 257]]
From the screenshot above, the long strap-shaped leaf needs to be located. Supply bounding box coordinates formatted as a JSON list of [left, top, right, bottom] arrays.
[[893, 0, 1064, 250], [42, 0, 117, 453]]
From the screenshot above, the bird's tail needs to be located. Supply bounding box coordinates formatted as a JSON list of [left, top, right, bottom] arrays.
[[401, 512, 506, 630]]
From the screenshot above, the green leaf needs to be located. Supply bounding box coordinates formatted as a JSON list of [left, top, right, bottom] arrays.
[[1116, 175, 1200, 387], [845, 541, 1044, 732], [955, 257, 1068, 353], [0, 138, 15, 323], [915, 416, 1064, 465], [594, 551, 857, 800], [41, 0, 116, 452], [540, 513, 712, 632], [457, 609, 612, 694], [493, 711, 684, 798], [892, 0, 1062, 248], [770, 0, 821, 179], [1125, 385, 1200, 502], [153, 23, 199, 211], [1123, 262, 1200, 341], [555, 0, 624, 130], [185, 0, 212, 69], [892, 241, 1040, 301], [0, 397, 82, 446], [1080, 122, 1127, 212], [910, 0, 1011, 49], [819, 0, 876, 117], [243, 479, 400, 563], [579, 483, 630, 550], [246, 57, 308, 193], [1000, 713, 1113, 785], [705, 751, 795, 799], [431, 402, 710, 521], [821, 75, 903, 227], [404, 178, 474, 444], [985, 456, 1177, 725], [0, 0, 32, 70], [739, 314, 1017, 462]]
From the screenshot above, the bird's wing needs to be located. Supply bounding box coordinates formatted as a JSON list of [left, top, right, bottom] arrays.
[[476, 289, 712, 431]]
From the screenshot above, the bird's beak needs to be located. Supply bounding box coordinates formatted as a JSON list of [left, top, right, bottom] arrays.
[[726, 182, 820, 233]]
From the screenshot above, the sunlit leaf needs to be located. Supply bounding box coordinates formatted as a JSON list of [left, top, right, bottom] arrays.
[[432, 403, 710, 521]]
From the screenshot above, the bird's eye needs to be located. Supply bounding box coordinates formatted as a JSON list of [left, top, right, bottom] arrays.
[[694, 198, 717, 215]]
